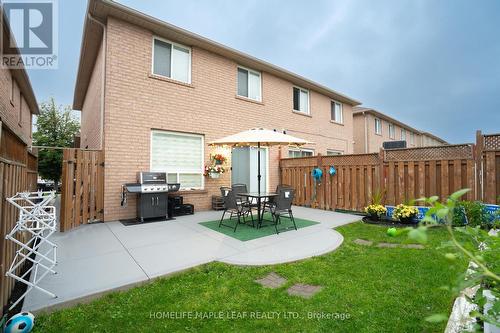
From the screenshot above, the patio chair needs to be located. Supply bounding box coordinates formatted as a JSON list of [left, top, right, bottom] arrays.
[[219, 187, 254, 231], [269, 188, 297, 234], [232, 183, 258, 208], [262, 184, 293, 216]]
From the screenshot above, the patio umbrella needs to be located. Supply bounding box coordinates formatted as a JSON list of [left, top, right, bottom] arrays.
[[209, 128, 311, 194]]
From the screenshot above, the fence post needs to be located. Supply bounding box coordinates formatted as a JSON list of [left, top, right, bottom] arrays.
[[475, 130, 484, 201], [378, 148, 385, 203]]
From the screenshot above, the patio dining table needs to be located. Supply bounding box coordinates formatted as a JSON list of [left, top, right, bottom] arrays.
[[238, 192, 278, 228]]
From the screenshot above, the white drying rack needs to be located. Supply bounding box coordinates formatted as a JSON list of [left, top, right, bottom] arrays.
[[5, 191, 58, 310]]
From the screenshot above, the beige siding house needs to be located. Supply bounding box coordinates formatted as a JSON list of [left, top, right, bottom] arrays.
[[74, 0, 361, 222], [353, 107, 446, 154]]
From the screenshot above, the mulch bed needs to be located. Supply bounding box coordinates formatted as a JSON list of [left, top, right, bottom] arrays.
[[362, 216, 418, 228]]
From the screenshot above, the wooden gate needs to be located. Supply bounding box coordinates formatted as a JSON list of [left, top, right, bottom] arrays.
[[60, 149, 104, 231]]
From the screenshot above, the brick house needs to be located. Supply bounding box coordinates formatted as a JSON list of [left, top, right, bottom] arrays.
[[0, 12, 39, 149], [352, 107, 447, 154], [73, 0, 362, 222]]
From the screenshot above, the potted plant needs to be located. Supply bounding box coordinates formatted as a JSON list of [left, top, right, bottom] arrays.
[[213, 154, 227, 165], [204, 165, 225, 179], [364, 204, 387, 221], [392, 204, 419, 224]]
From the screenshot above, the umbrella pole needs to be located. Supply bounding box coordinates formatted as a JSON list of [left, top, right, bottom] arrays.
[[257, 142, 261, 195]]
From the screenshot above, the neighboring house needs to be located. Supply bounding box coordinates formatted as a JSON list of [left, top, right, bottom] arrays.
[[0, 10, 39, 149], [352, 107, 447, 154], [73, 0, 361, 221]]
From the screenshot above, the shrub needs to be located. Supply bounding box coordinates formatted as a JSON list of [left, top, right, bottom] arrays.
[[452, 201, 490, 228]]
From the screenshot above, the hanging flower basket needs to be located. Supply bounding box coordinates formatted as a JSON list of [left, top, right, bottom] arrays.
[[209, 172, 221, 179]]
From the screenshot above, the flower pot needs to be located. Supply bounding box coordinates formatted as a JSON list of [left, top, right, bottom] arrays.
[[399, 217, 417, 224], [215, 160, 223, 165], [209, 172, 220, 179], [369, 213, 380, 221]]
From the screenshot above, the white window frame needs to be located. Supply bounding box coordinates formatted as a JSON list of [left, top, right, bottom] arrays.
[[288, 148, 314, 158], [237, 65, 262, 102], [327, 149, 343, 156], [401, 128, 406, 141], [331, 100, 343, 124], [374, 118, 382, 135], [389, 123, 395, 139], [410, 132, 415, 144], [151, 36, 192, 84], [292, 86, 310, 114], [150, 130, 204, 190]]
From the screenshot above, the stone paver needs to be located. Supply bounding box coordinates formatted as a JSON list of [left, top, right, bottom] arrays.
[[353, 239, 373, 246], [377, 242, 399, 248], [287, 284, 323, 299], [402, 244, 425, 249], [255, 272, 287, 289]]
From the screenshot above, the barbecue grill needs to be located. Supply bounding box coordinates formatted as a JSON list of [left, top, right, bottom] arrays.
[[121, 172, 180, 222]]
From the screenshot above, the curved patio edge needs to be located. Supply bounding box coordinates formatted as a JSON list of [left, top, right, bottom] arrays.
[[218, 228, 345, 266]]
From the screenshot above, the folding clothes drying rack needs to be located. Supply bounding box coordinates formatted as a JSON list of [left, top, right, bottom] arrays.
[[5, 191, 57, 310]]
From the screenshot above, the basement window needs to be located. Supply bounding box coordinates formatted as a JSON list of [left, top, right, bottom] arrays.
[[152, 37, 191, 84]]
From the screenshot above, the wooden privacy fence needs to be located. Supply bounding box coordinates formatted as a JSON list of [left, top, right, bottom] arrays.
[[60, 149, 104, 232], [281, 136, 500, 212], [0, 124, 37, 317]]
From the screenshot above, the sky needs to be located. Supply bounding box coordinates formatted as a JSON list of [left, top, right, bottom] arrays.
[[27, 0, 500, 143]]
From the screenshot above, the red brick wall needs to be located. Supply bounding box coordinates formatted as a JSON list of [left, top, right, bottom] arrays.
[[0, 66, 33, 144], [80, 39, 103, 150], [85, 17, 355, 221]]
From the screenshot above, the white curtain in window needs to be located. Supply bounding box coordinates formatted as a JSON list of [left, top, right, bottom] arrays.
[[299, 90, 308, 113], [248, 71, 261, 101], [151, 131, 203, 188], [171, 45, 190, 83]]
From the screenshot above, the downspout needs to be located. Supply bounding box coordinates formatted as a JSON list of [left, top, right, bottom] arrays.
[[363, 112, 368, 153], [87, 13, 106, 151]]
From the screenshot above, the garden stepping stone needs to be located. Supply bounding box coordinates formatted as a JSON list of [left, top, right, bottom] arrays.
[[376, 242, 399, 248], [353, 239, 373, 246], [402, 244, 425, 249], [255, 272, 287, 289], [287, 284, 323, 299]]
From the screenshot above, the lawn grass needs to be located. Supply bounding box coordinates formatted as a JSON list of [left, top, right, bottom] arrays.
[[33, 222, 467, 333], [199, 213, 319, 241]]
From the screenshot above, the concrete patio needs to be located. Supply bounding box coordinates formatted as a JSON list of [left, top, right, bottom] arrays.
[[23, 206, 359, 313]]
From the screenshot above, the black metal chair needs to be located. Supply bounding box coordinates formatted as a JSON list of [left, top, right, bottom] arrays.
[[262, 184, 293, 216], [232, 183, 258, 208], [219, 187, 254, 231], [269, 188, 297, 234]]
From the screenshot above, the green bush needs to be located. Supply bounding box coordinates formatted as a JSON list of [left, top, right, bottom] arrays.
[[452, 201, 490, 228]]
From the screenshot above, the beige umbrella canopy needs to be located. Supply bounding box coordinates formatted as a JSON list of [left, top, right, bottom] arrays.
[[209, 128, 312, 194], [209, 128, 311, 147]]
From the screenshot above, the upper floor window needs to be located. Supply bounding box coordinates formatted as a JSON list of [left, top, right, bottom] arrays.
[[374, 118, 382, 135], [327, 149, 343, 156], [152, 37, 191, 84], [401, 128, 406, 141], [237, 66, 261, 101], [288, 148, 314, 158], [389, 123, 395, 139], [293, 87, 309, 114], [410, 132, 415, 144], [331, 101, 343, 123]]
